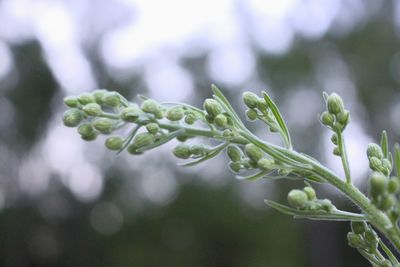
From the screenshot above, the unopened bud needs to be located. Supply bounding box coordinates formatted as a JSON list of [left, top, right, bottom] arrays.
[[382, 159, 392, 176], [226, 145, 242, 162], [327, 93, 344, 115], [320, 199, 335, 212], [370, 172, 387, 194], [214, 114, 228, 128], [105, 136, 124, 151], [63, 108, 83, 127], [257, 158, 274, 171], [364, 229, 379, 249], [92, 89, 107, 104], [82, 103, 102, 116], [141, 99, 161, 115], [243, 92, 259, 109], [257, 99, 268, 112], [121, 104, 142, 122], [131, 132, 155, 148], [337, 110, 350, 126], [367, 143, 384, 159], [78, 93, 95, 105], [381, 194, 396, 211], [64, 96, 79, 107], [81, 132, 97, 141], [347, 233, 365, 249], [166, 106, 185, 121], [78, 123, 94, 137], [173, 144, 191, 159], [333, 147, 341, 156], [287, 189, 308, 208], [351, 221, 368, 234], [190, 144, 208, 156], [92, 118, 114, 134], [246, 109, 258, 121], [184, 113, 197, 125], [203, 99, 222, 117], [369, 157, 382, 172], [388, 178, 400, 193], [244, 144, 263, 163], [321, 111, 334, 126], [102, 92, 121, 107], [146, 123, 160, 134], [331, 134, 338, 145], [303, 186, 316, 201], [229, 162, 242, 173]]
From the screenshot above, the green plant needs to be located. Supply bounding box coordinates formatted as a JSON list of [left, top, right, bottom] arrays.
[[63, 85, 400, 266]]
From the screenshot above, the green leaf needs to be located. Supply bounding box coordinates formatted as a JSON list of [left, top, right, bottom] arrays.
[[379, 240, 400, 266], [211, 84, 244, 127], [262, 92, 292, 149], [117, 125, 141, 154], [265, 200, 366, 221], [178, 142, 229, 167], [136, 129, 185, 152], [236, 171, 270, 181], [381, 130, 389, 159], [395, 143, 400, 177]]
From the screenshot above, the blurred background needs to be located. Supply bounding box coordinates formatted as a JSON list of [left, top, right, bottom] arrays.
[[0, 0, 399, 266]]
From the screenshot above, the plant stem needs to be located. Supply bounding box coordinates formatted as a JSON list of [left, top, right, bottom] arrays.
[[337, 131, 352, 184]]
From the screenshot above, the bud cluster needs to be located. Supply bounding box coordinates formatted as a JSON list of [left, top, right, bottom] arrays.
[[203, 99, 231, 129], [369, 172, 400, 213], [242, 92, 278, 132], [287, 186, 335, 212], [367, 143, 392, 176], [172, 144, 211, 159], [320, 93, 350, 133]]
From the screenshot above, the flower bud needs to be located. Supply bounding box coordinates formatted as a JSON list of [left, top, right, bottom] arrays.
[[127, 145, 143, 155], [64, 96, 79, 107], [190, 144, 208, 156], [92, 89, 107, 104], [244, 144, 263, 163], [222, 129, 235, 138], [367, 143, 384, 159], [257, 99, 268, 112], [214, 114, 228, 128], [382, 159, 392, 176], [121, 104, 142, 122], [146, 123, 160, 134], [78, 123, 94, 137], [242, 92, 259, 109], [155, 110, 164, 119], [78, 93, 95, 105], [287, 189, 308, 208], [131, 132, 155, 148], [320, 199, 335, 212], [83, 103, 102, 116], [380, 194, 395, 211], [92, 118, 114, 134], [351, 221, 368, 235], [333, 147, 340, 156], [364, 229, 379, 249], [370, 172, 387, 194], [246, 109, 258, 121], [388, 178, 400, 193], [229, 162, 242, 173], [320, 111, 334, 126], [227, 145, 243, 162], [369, 156, 382, 172], [337, 110, 350, 126], [81, 132, 97, 141], [176, 134, 191, 142], [257, 158, 274, 171], [331, 134, 338, 145], [326, 93, 344, 115], [303, 186, 316, 201], [105, 136, 124, 151], [184, 113, 196, 125], [141, 99, 161, 115], [63, 108, 83, 127], [166, 106, 185, 121], [347, 233, 365, 249], [203, 99, 222, 117], [102, 92, 121, 107], [173, 144, 191, 159]]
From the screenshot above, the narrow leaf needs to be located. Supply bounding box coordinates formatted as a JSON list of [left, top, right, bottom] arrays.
[[137, 129, 185, 152], [117, 125, 141, 154], [380, 240, 400, 266], [262, 92, 292, 149], [381, 130, 389, 159], [265, 200, 366, 221], [395, 143, 400, 177], [178, 142, 228, 167], [236, 171, 270, 181]]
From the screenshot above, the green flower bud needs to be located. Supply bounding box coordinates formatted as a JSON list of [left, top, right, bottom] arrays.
[[214, 114, 228, 128], [388, 178, 400, 193], [131, 132, 155, 148], [229, 162, 242, 173], [222, 129, 235, 138], [102, 92, 121, 107], [257, 158, 275, 171], [347, 233, 365, 249], [242, 92, 259, 109], [244, 144, 263, 163], [320, 111, 334, 126], [166, 106, 185, 121], [78, 93, 95, 105], [190, 144, 208, 157], [326, 93, 344, 115], [370, 172, 387, 194], [227, 145, 243, 162], [367, 143, 384, 159], [257, 99, 268, 112], [287, 189, 308, 208], [369, 156, 382, 172], [380, 194, 396, 211], [351, 221, 368, 234], [246, 109, 258, 121], [92, 89, 107, 104], [81, 132, 97, 141], [64, 96, 79, 107], [173, 144, 191, 159], [78, 123, 94, 137], [364, 229, 379, 249], [155, 110, 164, 119], [382, 158, 392, 176], [320, 199, 335, 212], [92, 118, 114, 134], [63, 108, 83, 127], [303, 186, 316, 201], [331, 134, 338, 145], [184, 113, 196, 125], [127, 145, 143, 155], [336, 110, 350, 126], [146, 123, 160, 134], [203, 99, 222, 117], [141, 99, 161, 115], [121, 104, 142, 122], [105, 136, 124, 151], [333, 147, 340, 156], [82, 103, 102, 116]]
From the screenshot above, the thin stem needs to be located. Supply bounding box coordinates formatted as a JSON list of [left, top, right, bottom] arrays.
[[337, 131, 352, 184]]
